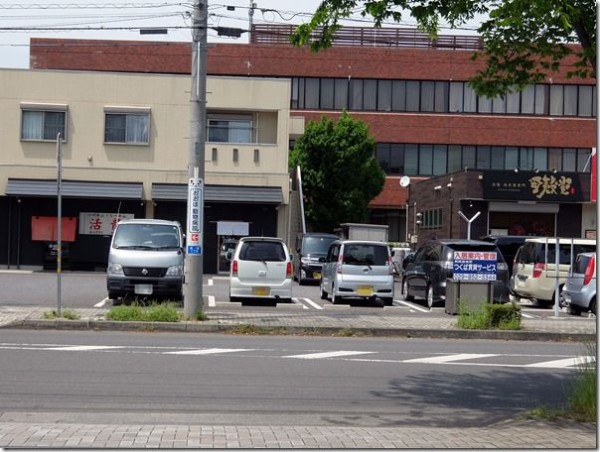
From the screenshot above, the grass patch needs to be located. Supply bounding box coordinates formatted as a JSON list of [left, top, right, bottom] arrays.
[[228, 324, 288, 335], [567, 340, 596, 422], [457, 300, 521, 330], [194, 310, 208, 321], [107, 302, 182, 322], [43, 308, 80, 320]]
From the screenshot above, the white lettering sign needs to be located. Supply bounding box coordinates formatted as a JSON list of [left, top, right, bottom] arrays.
[[78, 212, 134, 235]]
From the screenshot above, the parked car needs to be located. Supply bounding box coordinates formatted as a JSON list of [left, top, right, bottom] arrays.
[[402, 239, 510, 309], [320, 240, 395, 305], [562, 252, 596, 316], [229, 237, 292, 303], [510, 237, 596, 307], [106, 219, 184, 302], [292, 232, 339, 285], [480, 235, 528, 279], [391, 246, 412, 276]]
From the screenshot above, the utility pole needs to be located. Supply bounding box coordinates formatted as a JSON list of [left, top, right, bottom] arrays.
[[184, 0, 207, 317], [248, 0, 256, 44], [56, 132, 63, 317]]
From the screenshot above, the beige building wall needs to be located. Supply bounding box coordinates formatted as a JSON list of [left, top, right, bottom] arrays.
[[0, 69, 292, 238]]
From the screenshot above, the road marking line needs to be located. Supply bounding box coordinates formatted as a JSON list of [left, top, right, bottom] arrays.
[[300, 297, 323, 310], [292, 298, 309, 309], [94, 298, 108, 308], [520, 312, 535, 318], [403, 353, 498, 364], [395, 299, 430, 313], [46, 345, 124, 351], [284, 351, 375, 359], [208, 279, 214, 286], [165, 348, 253, 355], [208, 296, 215, 307], [526, 356, 594, 368]]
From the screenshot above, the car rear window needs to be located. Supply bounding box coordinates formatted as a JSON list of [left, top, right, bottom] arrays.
[[516, 242, 596, 265], [239, 241, 286, 262], [574, 254, 593, 274], [342, 244, 389, 265]]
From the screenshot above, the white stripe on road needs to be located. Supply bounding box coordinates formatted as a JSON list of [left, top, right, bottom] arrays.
[[394, 299, 430, 313], [208, 296, 215, 307], [46, 345, 124, 351], [520, 312, 535, 318], [403, 353, 498, 364], [284, 351, 375, 359], [300, 297, 323, 310], [208, 279, 214, 286], [94, 298, 108, 308], [292, 298, 309, 309], [165, 348, 253, 355], [526, 356, 594, 368]]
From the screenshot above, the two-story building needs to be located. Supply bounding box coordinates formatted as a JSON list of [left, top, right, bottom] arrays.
[[0, 69, 293, 272]]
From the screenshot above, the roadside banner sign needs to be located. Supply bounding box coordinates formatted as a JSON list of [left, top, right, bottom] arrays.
[[452, 251, 497, 281], [186, 176, 203, 255]]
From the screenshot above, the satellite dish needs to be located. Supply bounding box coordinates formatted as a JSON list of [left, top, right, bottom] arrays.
[[399, 176, 411, 187]]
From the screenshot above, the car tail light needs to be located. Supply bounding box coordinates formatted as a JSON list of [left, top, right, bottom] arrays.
[[232, 260, 238, 277], [286, 261, 292, 279], [533, 263, 545, 278], [388, 256, 394, 275], [337, 254, 343, 274], [584, 256, 595, 286]]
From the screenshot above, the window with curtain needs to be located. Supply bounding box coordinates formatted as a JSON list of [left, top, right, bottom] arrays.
[[21, 110, 66, 141], [105, 113, 150, 144]]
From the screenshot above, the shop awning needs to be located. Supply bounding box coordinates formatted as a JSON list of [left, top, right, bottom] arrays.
[[5, 179, 143, 199], [152, 183, 283, 204]]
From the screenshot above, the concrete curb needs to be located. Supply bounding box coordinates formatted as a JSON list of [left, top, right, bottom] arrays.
[[7, 319, 596, 342]]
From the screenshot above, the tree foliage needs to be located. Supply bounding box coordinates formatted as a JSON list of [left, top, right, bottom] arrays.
[[290, 112, 385, 232], [291, 0, 596, 97]]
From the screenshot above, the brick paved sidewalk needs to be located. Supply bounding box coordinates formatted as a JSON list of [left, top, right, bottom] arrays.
[[0, 419, 596, 448]]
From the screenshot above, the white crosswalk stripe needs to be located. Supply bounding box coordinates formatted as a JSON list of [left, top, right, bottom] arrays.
[[165, 348, 253, 355], [402, 353, 498, 364], [526, 357, 594, 368], [283, 351, 375, 359]]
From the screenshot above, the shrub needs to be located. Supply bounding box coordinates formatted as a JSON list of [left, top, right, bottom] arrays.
[[457, 300, 521, 330], [107, 303, 182, 322]]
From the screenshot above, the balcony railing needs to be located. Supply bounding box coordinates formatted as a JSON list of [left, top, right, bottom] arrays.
[[250, 24, 483, 51]]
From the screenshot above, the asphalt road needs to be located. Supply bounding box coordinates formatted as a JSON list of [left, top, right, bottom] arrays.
[[0, 270, 577, 319], [0, 329, 582, 428]]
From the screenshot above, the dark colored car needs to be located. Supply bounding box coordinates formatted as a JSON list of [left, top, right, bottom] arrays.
[[402, 239, 510, 308], [293, 233, 339, 285], [480, 235, 528, 278]]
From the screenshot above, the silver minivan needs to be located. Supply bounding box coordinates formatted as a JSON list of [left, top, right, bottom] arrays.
[[320, 240, 394, 305], [106, 219, 185, 302]]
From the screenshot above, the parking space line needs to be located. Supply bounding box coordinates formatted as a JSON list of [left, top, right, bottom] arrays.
[[208, 279, 214, 286], [292, 298, 309, 309], [94, 298, 108, 308], [300, 297, 323, 310], [394, 299, 430, 313], [208, 295, 215, 307]]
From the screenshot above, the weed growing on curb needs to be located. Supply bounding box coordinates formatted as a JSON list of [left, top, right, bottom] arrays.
[[457, 300, 521, 330], [43, 309, 79, 320]]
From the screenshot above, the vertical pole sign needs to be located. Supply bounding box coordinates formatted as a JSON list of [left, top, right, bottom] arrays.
[[187, 169, 203, 256]]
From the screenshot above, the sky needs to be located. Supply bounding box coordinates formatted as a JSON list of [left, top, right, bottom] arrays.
[[0, 0, 480, 69]]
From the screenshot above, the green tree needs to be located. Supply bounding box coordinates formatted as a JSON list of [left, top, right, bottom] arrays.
[[290, 112, 385, 232], [291, 0, 596, 97]]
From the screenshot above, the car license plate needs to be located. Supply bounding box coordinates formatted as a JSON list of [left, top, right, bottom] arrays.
[[357, 286, 374, 296], [314, 272, 321, 280], [135, 284, 153, 295], [252, 287, 270, 296]]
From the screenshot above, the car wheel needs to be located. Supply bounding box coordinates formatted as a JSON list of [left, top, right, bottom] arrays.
[[427, 285, 436, 309], [382, 297, 393, 306], [331, 284, 341, 304], [320, 280, 328, 300], [402, 279, 414, 301], [590, 297, 596, 316], [567, 305, 582, 316]]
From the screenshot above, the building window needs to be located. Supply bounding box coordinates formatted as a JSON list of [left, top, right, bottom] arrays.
[[207, 115, 253, 143], [21, 107, 67, 141], [104, 110, 150, 144], [421, 208, 443, 229]]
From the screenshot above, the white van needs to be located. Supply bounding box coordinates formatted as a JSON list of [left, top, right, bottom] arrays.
[[510, 237, 596, 306], [229, 237, 293, 303], [106, 219, 185, 302]]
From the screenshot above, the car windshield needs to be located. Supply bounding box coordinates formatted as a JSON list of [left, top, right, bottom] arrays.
[[342, 244, 388, 266], [239, 241, 286, 262], [113, 224, 180, 249], [304, 236, 337, 254]]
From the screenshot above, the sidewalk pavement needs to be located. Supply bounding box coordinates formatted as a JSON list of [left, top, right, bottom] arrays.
[[0, 304, 597, 449]]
